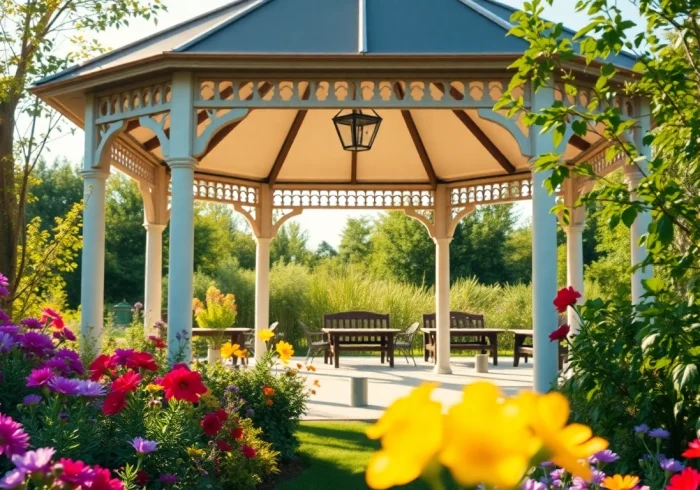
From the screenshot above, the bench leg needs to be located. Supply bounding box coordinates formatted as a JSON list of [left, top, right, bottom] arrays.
[[491, 334, 498, 366], [333, 336, 340, 369]]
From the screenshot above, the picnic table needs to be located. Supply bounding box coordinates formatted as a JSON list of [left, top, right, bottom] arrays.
[[422, 312, 500, 365], [511, 329, 568, 369], [322, 311, 397, 368]]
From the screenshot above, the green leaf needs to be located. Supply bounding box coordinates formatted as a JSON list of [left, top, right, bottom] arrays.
[[571, 119, 588, 136], [621, 207, 638, 228], [656, 215, 674, 245], [673, 364, 698, 391]]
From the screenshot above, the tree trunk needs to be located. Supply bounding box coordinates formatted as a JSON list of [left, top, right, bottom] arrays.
[[0, 102, 17, 314]]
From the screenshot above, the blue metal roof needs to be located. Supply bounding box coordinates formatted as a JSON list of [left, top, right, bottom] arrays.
[[34, 0, 636, 86]]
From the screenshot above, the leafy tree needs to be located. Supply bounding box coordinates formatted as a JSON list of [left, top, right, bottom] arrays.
[[505, 224, 533, 284], [271, 222, 312, 265], [338, 217, 374, 265], [0, 0, 164, 312]]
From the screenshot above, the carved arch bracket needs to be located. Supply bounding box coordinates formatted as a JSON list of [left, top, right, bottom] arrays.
[[404, 208, 435, 237], [94, 120, 125, 169], [139, 114, 171, 157], [272, 208, 303, 236], [476, 109, 531, 156], [194, 108, 249, 157]]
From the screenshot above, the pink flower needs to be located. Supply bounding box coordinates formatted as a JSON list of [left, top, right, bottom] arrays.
[[130, 437, 157, 455], [0, 414, 30, 458], [26, 367, 54, 387], [90, 466, 124, 490], [40, 308, 65, 330], [11, 447, 55, 473], [55, 458, 94, 487]]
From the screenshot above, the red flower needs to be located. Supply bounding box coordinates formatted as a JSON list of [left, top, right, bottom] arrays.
[[112, 371, 141, 393], [214, 409, 228, 423], [162, 368, 207, 403], [215, 440, 231, 452], [682, 439, 700, 459], [263, 386, 275, 397], [41, 308, 65, 330], [91, 466, 124, 490], [103, 390, 127, 416], [135, 470, 150, 486], [201, 412, 225, 436], [553, 287, 582, 313], [231, 428, 244, 440], [89, 354, 116, 381], [549, 324, 571, 342], [148, 336, 166, 349], [126, 352, 158, 372], [667, 467, 700, 490], [240, 445, 257, 459], [172, 363, 190, 371]]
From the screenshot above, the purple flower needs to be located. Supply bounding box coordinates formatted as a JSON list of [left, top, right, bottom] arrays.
[[522, 478, 547, 490], [11, 448, 55, 473], [0, 326, 19, 337], [245, 408, 255, 418], [20, 318, 42, 330], [22, 395, 42, 406], [155, 321, 165, 328], [54, 349, 84, 375], [59, 412, 69, 422], [40, 358, 72, 375], [569, 478, 587, 490], [26, 368, 54, 387], [659, 456, 684, 473], [0, 414, 29, 457], [0, 333, 14, 353], [47, 376, 81, 396], [19, 332, 54, 357], [130, 437, 158, 455], [134, 302, 143, 310], [76, 380, 106, 397], [113, 349, 134, 366], [591, 469, 606, 485], [0, 468, 26, 489], [226, 385, 239, 393], [0, 310, 10, 325], [539, 461, 554, 468], [160, 473, 178, 484], [550, 468, 566, 487], [0, 273, 8, 288], [634, 423, 650, 434], [0, 287, 9, 298], [649, 428, 670, 439], [592, 449, 619, 464]]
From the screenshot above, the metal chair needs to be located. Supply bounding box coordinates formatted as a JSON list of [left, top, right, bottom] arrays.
[[244, 322, 280, 356], [394, 322, 420, 366], [299, 321, 330, 365]]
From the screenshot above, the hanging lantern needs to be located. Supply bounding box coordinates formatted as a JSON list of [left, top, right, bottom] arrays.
[[332, 109, 382, 151]]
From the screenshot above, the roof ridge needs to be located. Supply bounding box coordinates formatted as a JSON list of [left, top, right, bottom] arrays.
[[34, 0, 256, 86], [174, 0, 274, 52], [455, 0, 513, 32]]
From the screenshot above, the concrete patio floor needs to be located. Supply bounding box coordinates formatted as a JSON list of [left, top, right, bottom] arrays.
[[291, 355, 534, 420]]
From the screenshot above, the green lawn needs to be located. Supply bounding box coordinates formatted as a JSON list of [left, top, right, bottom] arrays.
[[276, 422, 456, 490]]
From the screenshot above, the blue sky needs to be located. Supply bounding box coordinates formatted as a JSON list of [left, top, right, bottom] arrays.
[[44, 0, 641, 249]]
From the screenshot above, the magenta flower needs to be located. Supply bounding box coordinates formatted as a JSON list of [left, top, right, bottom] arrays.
[[47, 376, 81, 396], [20, 318, 42, 330], [40, 358, 72, 375], [0, 310, 9, 325], [0, 468, 26, 489], [26, 368, 55, 387], [76, 380, 106, 397], [55, 458, 95, 487], [649, 427, 670, 439], [11, 447, 55, 473], [130, 437, 158, 455], [22, 395, 42, 406], [522, 479, 547, 490], [0, 414, 30, 457], [0, 273, 9, 289], [18, 332, 54, 357], [92, 466, 124, 490], [159, 474, 178, 485], [112, 349, 134, 366]]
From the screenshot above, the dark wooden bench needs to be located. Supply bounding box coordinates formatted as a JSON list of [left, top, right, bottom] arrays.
[[323, 311, 396, 368], [512, 329, 569, 370], [422, 312, 499, 365]]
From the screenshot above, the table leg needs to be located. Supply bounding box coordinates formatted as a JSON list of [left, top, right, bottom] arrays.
[[388, 333, 394, 368], [513, 334, 523, 367], [432, 333, 437, 365], [491, 333, 498, 366], [333, 334, 340, 369], [423, 332, 429, 362], [380, 336, 385, 364]]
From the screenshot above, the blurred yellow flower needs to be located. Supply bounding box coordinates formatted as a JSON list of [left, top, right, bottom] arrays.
[[365, 383, 442, 490], [145, 383, 164, 393], [234, 348, 248, 359], [258, 329, 275, 342], [221, 342, 241, 359], [440, 382, 540, 489], [276, 341, 294, 363], [602, 475, 640, 490], [199, 390, 220, 409], [192, 298, 204, 314], [187, 446, 205, 458], [518, 391, 608, 480]]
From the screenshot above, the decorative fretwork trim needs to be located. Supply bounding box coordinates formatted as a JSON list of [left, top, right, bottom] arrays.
[[191, 174, 259, 205], [196, 78, 527, 109], [110, 139, 157, 185], [272, 188, 434, 209], [448, 174, 534, 205], [96, 81, 172, 125]]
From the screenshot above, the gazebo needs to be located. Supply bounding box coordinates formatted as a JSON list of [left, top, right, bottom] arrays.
[[32, 0, 651, 392]]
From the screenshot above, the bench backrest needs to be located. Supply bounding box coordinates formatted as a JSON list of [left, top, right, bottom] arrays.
[[422, 312, 485, 330], [323, 311, 390, 345]]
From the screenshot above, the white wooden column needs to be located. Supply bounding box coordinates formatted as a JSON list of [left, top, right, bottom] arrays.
[[143, 223, 165, 331], [531, 87, 560, 392], [432, 185, 452, 374], [563, 184, 585, 335], [80, 168, 109, 354], [254, 184, 274, 360], [165, 72, 196, 364]]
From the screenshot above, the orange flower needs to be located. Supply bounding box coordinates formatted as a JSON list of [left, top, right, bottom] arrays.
[[313, 379, 321, 387], [311, 390, 317, 395], [266, 399, 274, 406], [602, 475, 640, 490], [287, 369, 298, 376], [306, 365, 316, 372], [296, 363, 303, 370], [263, 386, 275, 397]]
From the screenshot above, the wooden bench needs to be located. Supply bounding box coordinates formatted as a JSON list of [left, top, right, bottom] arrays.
[[511, 329, 568, 370], [422, 312, 499, 365], [323, 312, 397, 368]]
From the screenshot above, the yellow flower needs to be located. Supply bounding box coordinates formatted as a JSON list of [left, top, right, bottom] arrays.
[[234, 348, 248, 359], [192, 298, 204, 313], [220, 342, 241, 359], [365, 384, 442, 490], [187, 446, 205, 458], [439, 382, 540, 489], [306, 365, 316, 372], [199, 390, 220, 409], [258, 329, 275, 342], [602, 475, 640, 490], [275, 340, 294, 363], [518, 391, 608, 481], [145, 383, 164, 393]]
